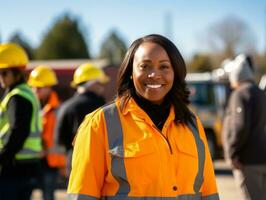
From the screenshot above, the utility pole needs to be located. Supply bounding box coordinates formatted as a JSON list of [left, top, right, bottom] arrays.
[[164, 12, 173, 41], [265, 7, 266, 55]]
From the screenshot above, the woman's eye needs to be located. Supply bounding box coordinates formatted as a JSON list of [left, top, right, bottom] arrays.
[[139, 64, 148, 69], [161, 65, 170, 70]]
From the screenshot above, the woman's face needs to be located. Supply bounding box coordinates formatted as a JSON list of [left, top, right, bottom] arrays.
[[132, 42, 174, 104]]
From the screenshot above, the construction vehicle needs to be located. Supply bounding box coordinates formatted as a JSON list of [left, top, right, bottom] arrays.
[[186, 72, 231, 159]]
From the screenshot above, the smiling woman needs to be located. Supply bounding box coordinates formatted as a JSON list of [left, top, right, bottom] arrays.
[[132, 42, 174, 104], [67, 34, 220, 200]]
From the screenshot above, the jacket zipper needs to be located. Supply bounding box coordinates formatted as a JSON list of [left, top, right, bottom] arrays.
[[152, 125, 173, 154]]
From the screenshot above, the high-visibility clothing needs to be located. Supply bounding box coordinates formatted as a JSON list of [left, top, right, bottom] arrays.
[[0, 83, 42, 160], [41, 91, 66, 168], [68, 98, 219, 200]]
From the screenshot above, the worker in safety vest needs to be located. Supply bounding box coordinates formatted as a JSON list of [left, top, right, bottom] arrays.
[[0, 43, 42, 200], [28, 65, 66, 200], [67, 34, 219, 199], [55, 63, 108, 177]]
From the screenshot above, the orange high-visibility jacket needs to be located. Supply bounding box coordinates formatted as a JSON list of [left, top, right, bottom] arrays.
[[68, 98, 219, 200], [42, 91, 66, 168]]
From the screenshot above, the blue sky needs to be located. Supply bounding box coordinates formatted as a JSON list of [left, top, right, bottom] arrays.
[[0, 0, 265, 59]]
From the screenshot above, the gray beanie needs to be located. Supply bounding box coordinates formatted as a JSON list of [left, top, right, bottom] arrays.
[[228, 54, 254, 84]]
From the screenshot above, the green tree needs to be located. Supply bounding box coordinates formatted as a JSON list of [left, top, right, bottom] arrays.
[[99, 30, 127, 65], [36, 14, 90, 59], [188, 54, 213, 72], [9, 32, 34, 59]]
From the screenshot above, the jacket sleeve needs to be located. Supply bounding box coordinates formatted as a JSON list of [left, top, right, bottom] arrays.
[[196, 117, 220, 199], [222, 91, 248, 159], [67, 110, 107, 198], [0, 95, 33, 166], [54, 103, 75, 151]]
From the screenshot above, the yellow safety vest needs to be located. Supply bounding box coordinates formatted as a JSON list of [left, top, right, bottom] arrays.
[[0, 83, 42, 160]]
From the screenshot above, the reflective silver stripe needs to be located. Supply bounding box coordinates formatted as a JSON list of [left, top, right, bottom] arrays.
[[101, 198, 182, 200], [68, 193, 99, 200], [46, 145, 66, 154], [68, 193, 219, 200], [103, 103, 130, 195], [16, 148, 40, 155], [187, 115, 205, 193], [100, 193, 211, 199], [202, 193, 220, 200], [101, 197, 198, 200], [103, 104, 212, 199], [177, 194, 201, 200]]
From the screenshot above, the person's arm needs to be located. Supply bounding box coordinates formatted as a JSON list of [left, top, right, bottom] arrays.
[[54, 103, 75, 151], [225, 91, 248, 160], [67, 110, 107, 199], [0, 95, 33, 165], [197, 117, 220, 199]]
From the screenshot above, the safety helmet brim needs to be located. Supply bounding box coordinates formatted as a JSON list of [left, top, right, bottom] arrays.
[[70, 74, 110, 88]]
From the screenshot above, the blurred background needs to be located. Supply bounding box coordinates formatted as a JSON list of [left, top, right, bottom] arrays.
[[0, 0, 265, 72], [0, 0, 265, 199]]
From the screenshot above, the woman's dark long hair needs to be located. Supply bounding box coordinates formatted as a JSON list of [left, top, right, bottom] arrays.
[[116, 34, 192, 125]]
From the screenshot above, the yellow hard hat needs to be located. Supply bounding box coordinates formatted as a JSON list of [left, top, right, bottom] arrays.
[[28, 65, 58, 87], [71, 63, 109, 87], [0, 43, 28, 69]]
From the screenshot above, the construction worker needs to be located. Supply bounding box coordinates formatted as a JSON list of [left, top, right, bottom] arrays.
[[67, 34, 219, 199], [54, 63, 109, 176], [0, 43, 42, 200], [28, 65, 66, 200]]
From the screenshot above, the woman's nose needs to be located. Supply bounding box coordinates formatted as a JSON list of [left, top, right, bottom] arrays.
[[148, 70, 161, 78], [148, 72, 156, 78]]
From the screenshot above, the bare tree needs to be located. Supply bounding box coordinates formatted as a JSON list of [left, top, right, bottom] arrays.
[[207, 15, 257, 58]]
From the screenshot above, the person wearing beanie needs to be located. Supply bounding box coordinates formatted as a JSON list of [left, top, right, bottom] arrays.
[[228, 54, 255, 88], [222, 54, 266, 200]]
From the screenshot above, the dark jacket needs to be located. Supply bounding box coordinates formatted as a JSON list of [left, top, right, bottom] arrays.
[[222, 82, 266, 164], [55, 91, 106, 151]]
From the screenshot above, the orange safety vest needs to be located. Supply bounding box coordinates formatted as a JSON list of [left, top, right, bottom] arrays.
[[68, 98, 219, 200], [42, 91, 66, 168]]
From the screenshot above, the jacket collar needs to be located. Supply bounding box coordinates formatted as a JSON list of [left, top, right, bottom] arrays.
[[118, 97, 175, 127]]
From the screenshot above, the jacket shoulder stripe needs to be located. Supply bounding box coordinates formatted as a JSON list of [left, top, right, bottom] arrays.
[[103, 103, 130, 195], [187, 114, 205, 193]]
